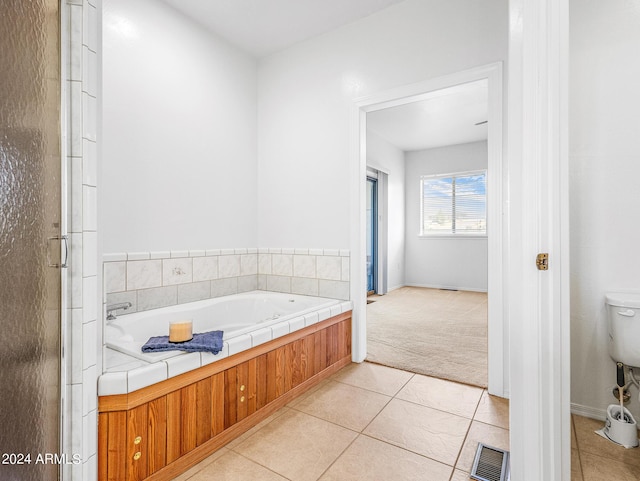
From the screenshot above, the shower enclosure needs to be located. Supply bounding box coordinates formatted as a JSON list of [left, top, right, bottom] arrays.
[[0, 1, 63, 479]]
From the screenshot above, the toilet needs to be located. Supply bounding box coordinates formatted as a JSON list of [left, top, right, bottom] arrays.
[[606, 292, 640, 368], [604, 292, 640, 447]]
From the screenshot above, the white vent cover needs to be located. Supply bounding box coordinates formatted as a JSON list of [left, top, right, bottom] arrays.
[[470, 443, 510, 481]]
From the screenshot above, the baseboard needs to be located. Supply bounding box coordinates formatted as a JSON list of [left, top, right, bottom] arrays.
[[571, 403, 607, 421], [404, 283, 488, 293]]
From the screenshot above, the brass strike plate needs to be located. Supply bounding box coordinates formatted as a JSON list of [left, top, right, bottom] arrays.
[[536, 253, 549, 271]]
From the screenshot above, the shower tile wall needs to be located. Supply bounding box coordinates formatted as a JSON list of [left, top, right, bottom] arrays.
[[103, 248, 350, 318], [65, 1, 99, 481]]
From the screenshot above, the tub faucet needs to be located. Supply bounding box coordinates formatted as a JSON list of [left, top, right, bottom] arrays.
[[106, 301, 132, 321]]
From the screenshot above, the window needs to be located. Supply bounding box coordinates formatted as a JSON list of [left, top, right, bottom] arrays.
[[420, 170, 487, 236]]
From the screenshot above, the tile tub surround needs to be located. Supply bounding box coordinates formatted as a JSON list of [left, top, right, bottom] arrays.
[[104, 248, 350, 315], [99, 300, 353, 395]]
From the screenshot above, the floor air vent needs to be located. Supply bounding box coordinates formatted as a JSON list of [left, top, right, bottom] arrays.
[[470, 443, 509, 481]]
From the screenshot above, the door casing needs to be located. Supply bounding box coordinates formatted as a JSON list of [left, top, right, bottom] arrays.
[[350, 62, 506, 396]]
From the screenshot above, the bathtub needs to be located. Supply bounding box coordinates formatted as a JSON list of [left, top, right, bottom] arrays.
[[99, 292, 353, 481], [105, 290, 346, 364]]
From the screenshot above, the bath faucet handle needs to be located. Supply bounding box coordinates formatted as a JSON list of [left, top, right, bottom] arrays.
[[106, 301, 133, 320]]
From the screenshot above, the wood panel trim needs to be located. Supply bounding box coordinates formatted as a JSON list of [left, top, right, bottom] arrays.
[[107, 411, 127, 481], [143, 355, 352, 481], [147, 396, 167, 476], [99, 311, 351, 412]]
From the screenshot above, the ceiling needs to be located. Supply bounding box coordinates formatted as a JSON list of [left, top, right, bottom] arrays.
[[157, 1, 487, 152], [162, 0, 406, 57], [366, 80, 489, 152]]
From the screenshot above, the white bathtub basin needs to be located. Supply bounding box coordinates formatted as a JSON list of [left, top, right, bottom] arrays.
[[105, 290, 341, 362]]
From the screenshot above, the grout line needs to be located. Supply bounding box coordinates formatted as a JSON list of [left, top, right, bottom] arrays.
[[228, 450, 294, 480], [313, 434, 360, 481], [358, 390, 395, 434], [448, 388, 488, 472]]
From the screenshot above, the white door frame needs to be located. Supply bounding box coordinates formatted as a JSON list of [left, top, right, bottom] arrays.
[[350, 62, 506, 397], [507, 0, 570, 479]]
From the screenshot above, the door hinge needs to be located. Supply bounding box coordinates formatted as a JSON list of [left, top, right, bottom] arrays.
[[536, 253, 549, 271]]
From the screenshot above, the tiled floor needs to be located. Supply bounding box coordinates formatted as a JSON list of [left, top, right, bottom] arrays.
[[172, 362, 509, 481], [572, 413, 640, 480], [171, 361, 640, 481]]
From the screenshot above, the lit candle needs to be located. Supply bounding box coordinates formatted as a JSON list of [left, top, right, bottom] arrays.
[[169, 320, 193, 343]]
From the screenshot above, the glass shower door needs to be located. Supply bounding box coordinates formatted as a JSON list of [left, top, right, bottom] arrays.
[[0, 1, 62, 479]]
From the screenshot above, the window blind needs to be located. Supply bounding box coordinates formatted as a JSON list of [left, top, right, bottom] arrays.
[[420, 170, 487, 235]]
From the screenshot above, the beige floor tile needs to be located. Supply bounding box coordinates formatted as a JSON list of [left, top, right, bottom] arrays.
[[572, 448, 584, 481], [396, 374, 483, 419], [450, 470, 472, 481], [319, 435, 452, 481], [573, 414, 640, 469], [580, 452, 640, 481], [225, 406, 291, 449], [292, 380, 390, 431], [232, 409, 357, 481], [473, 390, 509, 429], [455, 421, 510, 473], [287, 379, 330, 408], [171, 447, 228, 481], [331, 361, 413, 396], [363, 398, 471, 466], [188, 450, 287, 481]]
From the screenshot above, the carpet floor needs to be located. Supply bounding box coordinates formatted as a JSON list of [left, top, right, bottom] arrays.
[[366, 286, 488, 388]]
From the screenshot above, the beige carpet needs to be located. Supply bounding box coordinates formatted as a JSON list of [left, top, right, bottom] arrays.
[[366, 286, 488, 388]]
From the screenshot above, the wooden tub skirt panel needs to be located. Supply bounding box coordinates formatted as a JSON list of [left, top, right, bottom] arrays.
[[98, 311, 352, 481]]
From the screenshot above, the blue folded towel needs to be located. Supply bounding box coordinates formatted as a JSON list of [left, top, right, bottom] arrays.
[[141, 330, 224, 354]]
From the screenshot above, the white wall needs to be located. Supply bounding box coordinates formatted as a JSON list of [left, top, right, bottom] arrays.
[[570, 0, 640, 420], [366, 130, 405, 290], [102, 0, 258, 253], [256, 0, 508, 248], [404, 141, 488, 291]]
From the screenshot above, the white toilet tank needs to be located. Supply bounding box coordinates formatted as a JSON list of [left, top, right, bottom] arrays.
[[607, 292, 640, 368]]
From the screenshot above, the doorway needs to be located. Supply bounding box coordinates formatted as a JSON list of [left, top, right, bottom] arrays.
[[351, 63, 505, 396], [365, 80, 490, 387]]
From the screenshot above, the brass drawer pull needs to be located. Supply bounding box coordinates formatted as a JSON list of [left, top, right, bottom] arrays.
[[133, 452, 141, 461], [134, 436, 142, 445], [240, 396, 245, 403], [240, 384, 245, 392]]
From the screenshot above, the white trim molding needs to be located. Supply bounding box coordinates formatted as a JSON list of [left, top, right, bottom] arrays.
[[507, 0, 570, 480]]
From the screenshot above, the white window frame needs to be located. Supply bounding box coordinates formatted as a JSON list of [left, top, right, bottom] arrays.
[[419, 169, 487, 238]]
